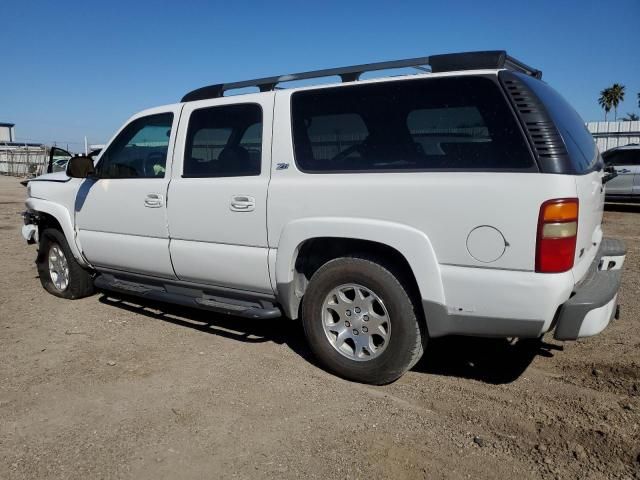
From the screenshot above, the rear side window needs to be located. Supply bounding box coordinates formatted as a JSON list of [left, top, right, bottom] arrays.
[[291, 76, 534, 172], [184, 103, 262, 177], [516, 75, 599, 173], [603, 149, 640, 166]]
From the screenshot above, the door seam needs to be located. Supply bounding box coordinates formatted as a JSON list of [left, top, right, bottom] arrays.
[[166, 103, 186, 279]]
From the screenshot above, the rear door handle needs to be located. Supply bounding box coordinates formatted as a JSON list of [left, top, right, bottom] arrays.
[[617, 168, 631, 174], [230, 195, 255, 212], [144, 193, 164, 208]]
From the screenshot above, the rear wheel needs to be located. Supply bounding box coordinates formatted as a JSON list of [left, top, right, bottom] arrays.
[[37, 228, 94, 299], [301, 256, 425, 385]]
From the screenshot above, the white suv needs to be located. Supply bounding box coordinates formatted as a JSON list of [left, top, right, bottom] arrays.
[[22, 51, 626, 384]]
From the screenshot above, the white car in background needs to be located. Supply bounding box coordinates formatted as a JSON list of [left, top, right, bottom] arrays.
[[603, 144, 640, 201]]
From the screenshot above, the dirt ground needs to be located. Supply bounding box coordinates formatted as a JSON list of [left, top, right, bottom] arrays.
[[0, 174, 638, 480]]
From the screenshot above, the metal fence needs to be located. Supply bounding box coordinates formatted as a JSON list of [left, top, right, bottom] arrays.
[[0, 145, 48, 177], [587, 121, 640, 152]]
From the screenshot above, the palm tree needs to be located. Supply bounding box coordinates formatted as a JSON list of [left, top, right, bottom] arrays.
[[623, 113, 639, 121], [598, 88, 612, 121], [609, 83, 626, 121]]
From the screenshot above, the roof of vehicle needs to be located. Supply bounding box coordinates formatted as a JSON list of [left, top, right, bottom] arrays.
[[181, 50, 541, 103], [604, 143, 640, 153]]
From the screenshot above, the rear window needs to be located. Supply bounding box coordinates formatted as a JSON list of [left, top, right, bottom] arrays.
[[516, 75, 599, 173], [291, 76, 534, 173], [603, 149, 640, 166]]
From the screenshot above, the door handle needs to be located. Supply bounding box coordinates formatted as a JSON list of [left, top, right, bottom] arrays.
[[616, 168, 631, 174], [230, 195, 256, 212], [144, 193, 164, 208]]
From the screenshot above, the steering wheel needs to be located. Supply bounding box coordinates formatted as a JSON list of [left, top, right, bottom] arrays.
[[144, 152, 166, 177]]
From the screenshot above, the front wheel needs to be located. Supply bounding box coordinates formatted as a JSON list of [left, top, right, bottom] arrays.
[[37, 228, 95, 299], [301, 256, 425, 385]]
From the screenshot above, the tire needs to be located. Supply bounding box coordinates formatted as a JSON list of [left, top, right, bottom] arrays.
[[37, 228, 95, 299], [301, 256, 425, 385]]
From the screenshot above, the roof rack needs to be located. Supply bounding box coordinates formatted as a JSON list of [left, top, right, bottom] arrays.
[[181, 50, 542, 102]]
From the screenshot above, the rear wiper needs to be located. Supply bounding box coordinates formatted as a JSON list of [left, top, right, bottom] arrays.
[[602, 166, 618, 184]]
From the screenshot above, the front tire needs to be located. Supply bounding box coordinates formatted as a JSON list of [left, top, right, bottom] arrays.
[[301, 256, 425, 385], [37, 228, 94, 299]]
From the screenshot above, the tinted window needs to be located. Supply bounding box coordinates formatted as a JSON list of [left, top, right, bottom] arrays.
[[184, 104, 262, 177], [291, 77, 534, 172], [97, 113, 173, 178], [603, 149, 640, 166], [517, 75, 599, 173]]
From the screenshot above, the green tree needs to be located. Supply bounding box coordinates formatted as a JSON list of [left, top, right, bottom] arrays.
[[623, 113, 639, 121], [598, 88, 612, 121], [609, 83, 626, 121]]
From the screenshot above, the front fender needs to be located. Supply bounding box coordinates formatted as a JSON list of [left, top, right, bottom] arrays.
[[275, 217, 444, 318], [25, 198, 90, 268]]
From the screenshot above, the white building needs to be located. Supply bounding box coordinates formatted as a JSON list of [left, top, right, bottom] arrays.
[[587, 121, 640, 152], [0, 122, 16, 142], [0, 122, 47, 176]]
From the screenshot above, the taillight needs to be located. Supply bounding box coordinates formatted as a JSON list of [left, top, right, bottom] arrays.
[[536, 198, 579, 273]]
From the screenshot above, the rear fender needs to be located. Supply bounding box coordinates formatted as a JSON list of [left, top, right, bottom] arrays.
[[275, 217, 444, 319]]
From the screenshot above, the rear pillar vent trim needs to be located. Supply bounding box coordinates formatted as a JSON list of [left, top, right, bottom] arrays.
[[499, 71, 571, 174]]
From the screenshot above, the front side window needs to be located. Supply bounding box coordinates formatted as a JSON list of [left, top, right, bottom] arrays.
[[97, 113, 173, 178], [291, 76, 534, 172], [183, 104, 262, 177]]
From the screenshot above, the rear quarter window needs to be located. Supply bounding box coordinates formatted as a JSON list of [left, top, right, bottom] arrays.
[[291, 76, 535, 173], [515, 74, 600, 174]]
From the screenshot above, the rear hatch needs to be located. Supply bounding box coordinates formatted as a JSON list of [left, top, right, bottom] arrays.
[[574, 171, 605, 280], [500, 71, 604, 283]]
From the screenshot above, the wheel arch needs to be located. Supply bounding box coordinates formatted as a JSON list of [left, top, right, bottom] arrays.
[[274, 217, 444, 319], [26, 198, 90, 267]]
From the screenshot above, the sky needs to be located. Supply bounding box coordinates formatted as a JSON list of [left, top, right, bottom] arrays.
[[1, 0, 639, 151]]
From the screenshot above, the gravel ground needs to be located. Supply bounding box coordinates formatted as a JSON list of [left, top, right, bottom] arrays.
[[0, 175, 639, 480]]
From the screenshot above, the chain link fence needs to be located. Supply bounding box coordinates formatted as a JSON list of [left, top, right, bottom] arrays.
[[0, 145, 48, 177]]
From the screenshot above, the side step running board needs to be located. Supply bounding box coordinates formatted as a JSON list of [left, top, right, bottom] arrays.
[[94, 274, 281, 320]]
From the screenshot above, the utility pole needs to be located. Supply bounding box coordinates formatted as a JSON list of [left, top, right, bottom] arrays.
[[84, 136, 88, 155]]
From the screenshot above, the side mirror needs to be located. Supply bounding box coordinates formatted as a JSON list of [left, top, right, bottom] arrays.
[[66, 156, 96, 178], [602, 165, 618, 185]]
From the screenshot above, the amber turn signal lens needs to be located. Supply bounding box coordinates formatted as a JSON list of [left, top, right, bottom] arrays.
[[542, 201, 579, 222]]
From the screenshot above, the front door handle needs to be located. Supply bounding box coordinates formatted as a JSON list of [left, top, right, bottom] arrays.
[[616, 168, 631, 174], [230, 195, 255, 212], [144, 193, 164, 208]]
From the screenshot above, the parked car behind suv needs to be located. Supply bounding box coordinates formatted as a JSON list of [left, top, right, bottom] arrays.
[[22, 51, 626, 384], [603, 144, 640, 201]]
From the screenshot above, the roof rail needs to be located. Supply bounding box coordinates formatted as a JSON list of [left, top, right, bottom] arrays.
[[181, 50, 542, 102]]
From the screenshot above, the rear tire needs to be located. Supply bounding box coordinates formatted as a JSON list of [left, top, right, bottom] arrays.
[[37, 228, 94, 299], [301, 256, 425, 385]]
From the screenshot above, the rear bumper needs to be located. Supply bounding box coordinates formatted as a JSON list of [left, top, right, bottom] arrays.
[[553, 238, 626, 340]]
